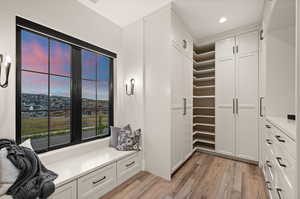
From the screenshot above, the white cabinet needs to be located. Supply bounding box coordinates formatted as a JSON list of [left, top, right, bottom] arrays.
[[78, 164, 117, 199], [215, 55, 235, 156], [117, 153, 141, 185], [50, 181, 77, 199], [216, 31, 259, 161], [144, 6, 193, 180], [262, 120, 296, 199], [170, 34, 193, 173]]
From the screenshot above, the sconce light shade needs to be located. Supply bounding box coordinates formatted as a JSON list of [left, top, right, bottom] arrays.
[[0, 54, 12, 88], [126, 78, 135, 96]]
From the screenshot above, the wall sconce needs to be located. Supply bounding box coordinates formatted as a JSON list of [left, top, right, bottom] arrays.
[[125, 78, 135, 96], [0, 54, 11, 88]]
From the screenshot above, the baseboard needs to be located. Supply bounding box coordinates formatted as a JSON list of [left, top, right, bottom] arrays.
[[195, 149, 259, 165]]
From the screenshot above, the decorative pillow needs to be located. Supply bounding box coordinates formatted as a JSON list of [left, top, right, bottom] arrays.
[[110, 124, 132, 148], [0, 148, 20, 196], [19, 139, 34, 151], [116, 128, 141, 151], [110, 126, 121, 147]]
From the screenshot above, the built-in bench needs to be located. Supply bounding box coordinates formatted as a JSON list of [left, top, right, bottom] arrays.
[[1, 138, 142, 199]]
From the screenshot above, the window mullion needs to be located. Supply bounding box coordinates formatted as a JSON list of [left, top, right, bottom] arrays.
[[71, 46, 82, 143]]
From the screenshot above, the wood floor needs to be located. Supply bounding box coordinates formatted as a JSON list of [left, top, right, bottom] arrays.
[[101, 152, 268, 199]]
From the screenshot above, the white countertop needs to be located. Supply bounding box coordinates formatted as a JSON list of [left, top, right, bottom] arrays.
[[266, 116, 296, 141], [46, 147, 137, 187]]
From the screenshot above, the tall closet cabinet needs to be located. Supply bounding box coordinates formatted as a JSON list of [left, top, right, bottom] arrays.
[[215, 31, 259, 161], [144, 5, 193, 180]]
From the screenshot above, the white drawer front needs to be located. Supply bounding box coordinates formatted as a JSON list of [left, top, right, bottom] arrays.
[[273, 145, 296, 189], [78, 164, 116, 199], [272, 127, 296, 160], [50, 181, 77, 199], [274, 167, 295, 199], [117, 153, 141, 185]]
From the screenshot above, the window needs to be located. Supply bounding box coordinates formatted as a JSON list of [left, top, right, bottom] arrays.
[[16, 17, 115, 153]]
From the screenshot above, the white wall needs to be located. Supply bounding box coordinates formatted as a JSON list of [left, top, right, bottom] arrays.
[[0, 0, 121, 139], [265, 27, 296, 117], [118, 19, 145, 168], [144, 6, 172, 180], [118, 20, 144, 130], [296, 0, 299, 198]]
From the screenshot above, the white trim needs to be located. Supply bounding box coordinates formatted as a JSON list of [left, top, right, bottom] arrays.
[[196, 23, 260, 46]]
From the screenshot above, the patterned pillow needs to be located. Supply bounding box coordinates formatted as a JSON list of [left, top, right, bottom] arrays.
[[116, 128, 141, 151]]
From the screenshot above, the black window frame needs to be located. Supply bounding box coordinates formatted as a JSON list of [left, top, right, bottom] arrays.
[[16, 16, 116, 153]]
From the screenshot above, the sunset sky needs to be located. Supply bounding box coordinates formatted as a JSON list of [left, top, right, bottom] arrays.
[[21, 30, 110, 101]]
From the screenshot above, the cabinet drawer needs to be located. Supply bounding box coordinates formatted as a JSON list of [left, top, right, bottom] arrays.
[[272, 127, 296, 159], [273, 146, 296, 189], [264, 123, 275, 154], [78, 164, 116, 199], [274, 168, 295, 199], [49, 181, 77, 199], [117, 153, 141, 185]]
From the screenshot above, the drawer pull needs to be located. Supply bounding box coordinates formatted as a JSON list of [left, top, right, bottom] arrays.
[[266, 161, 272, 168], [126, 161, 135, 168], [275, 135, 285, 143], [276, 157, 287, 168], [266, 139, 272, 145], [265, 181, 272, 190], [276, 188, 283, 199], [265, 125, 271, 129], [93, 176, 106, 185]]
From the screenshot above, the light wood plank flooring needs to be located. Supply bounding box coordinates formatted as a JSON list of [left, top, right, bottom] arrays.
[[101, 152, 268, 199]]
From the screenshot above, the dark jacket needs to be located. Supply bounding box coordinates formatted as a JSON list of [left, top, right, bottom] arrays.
[[0, 139, 57, 199]]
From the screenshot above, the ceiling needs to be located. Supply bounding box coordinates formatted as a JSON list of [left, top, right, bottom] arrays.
[[77, 0, 172, 27], [173, 0, 265, 40], [77, 0, 265, 40]]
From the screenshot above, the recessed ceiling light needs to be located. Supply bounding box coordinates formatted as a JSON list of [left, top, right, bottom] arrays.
[[219, 17, 227, 24]]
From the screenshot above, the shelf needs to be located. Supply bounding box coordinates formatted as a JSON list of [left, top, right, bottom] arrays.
[[195, 146, 215, 153], [193, 123, 215, 127], [193, 77, 215, 81], [193, 85, 215, 89], [193, 107, 215, 109], [193, 131, 215, 136], [193, 69, 215, 74], [193, 59, 215, 67], [193, 96, 215, 99], [193, 50, 215, 58], [193, 139, 215, 145], [193, 115, 215, 118]]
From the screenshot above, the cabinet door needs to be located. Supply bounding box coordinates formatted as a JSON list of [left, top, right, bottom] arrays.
[[183, 56, 193, 107], [215, 51, 236, 156], [171, 108, 184, 172], [171, 45, 184, 109], [49, 181, 77, 199], [183, 107, 193, 159], [216, 37, 235, 59], [235, 32, 259, 161]]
